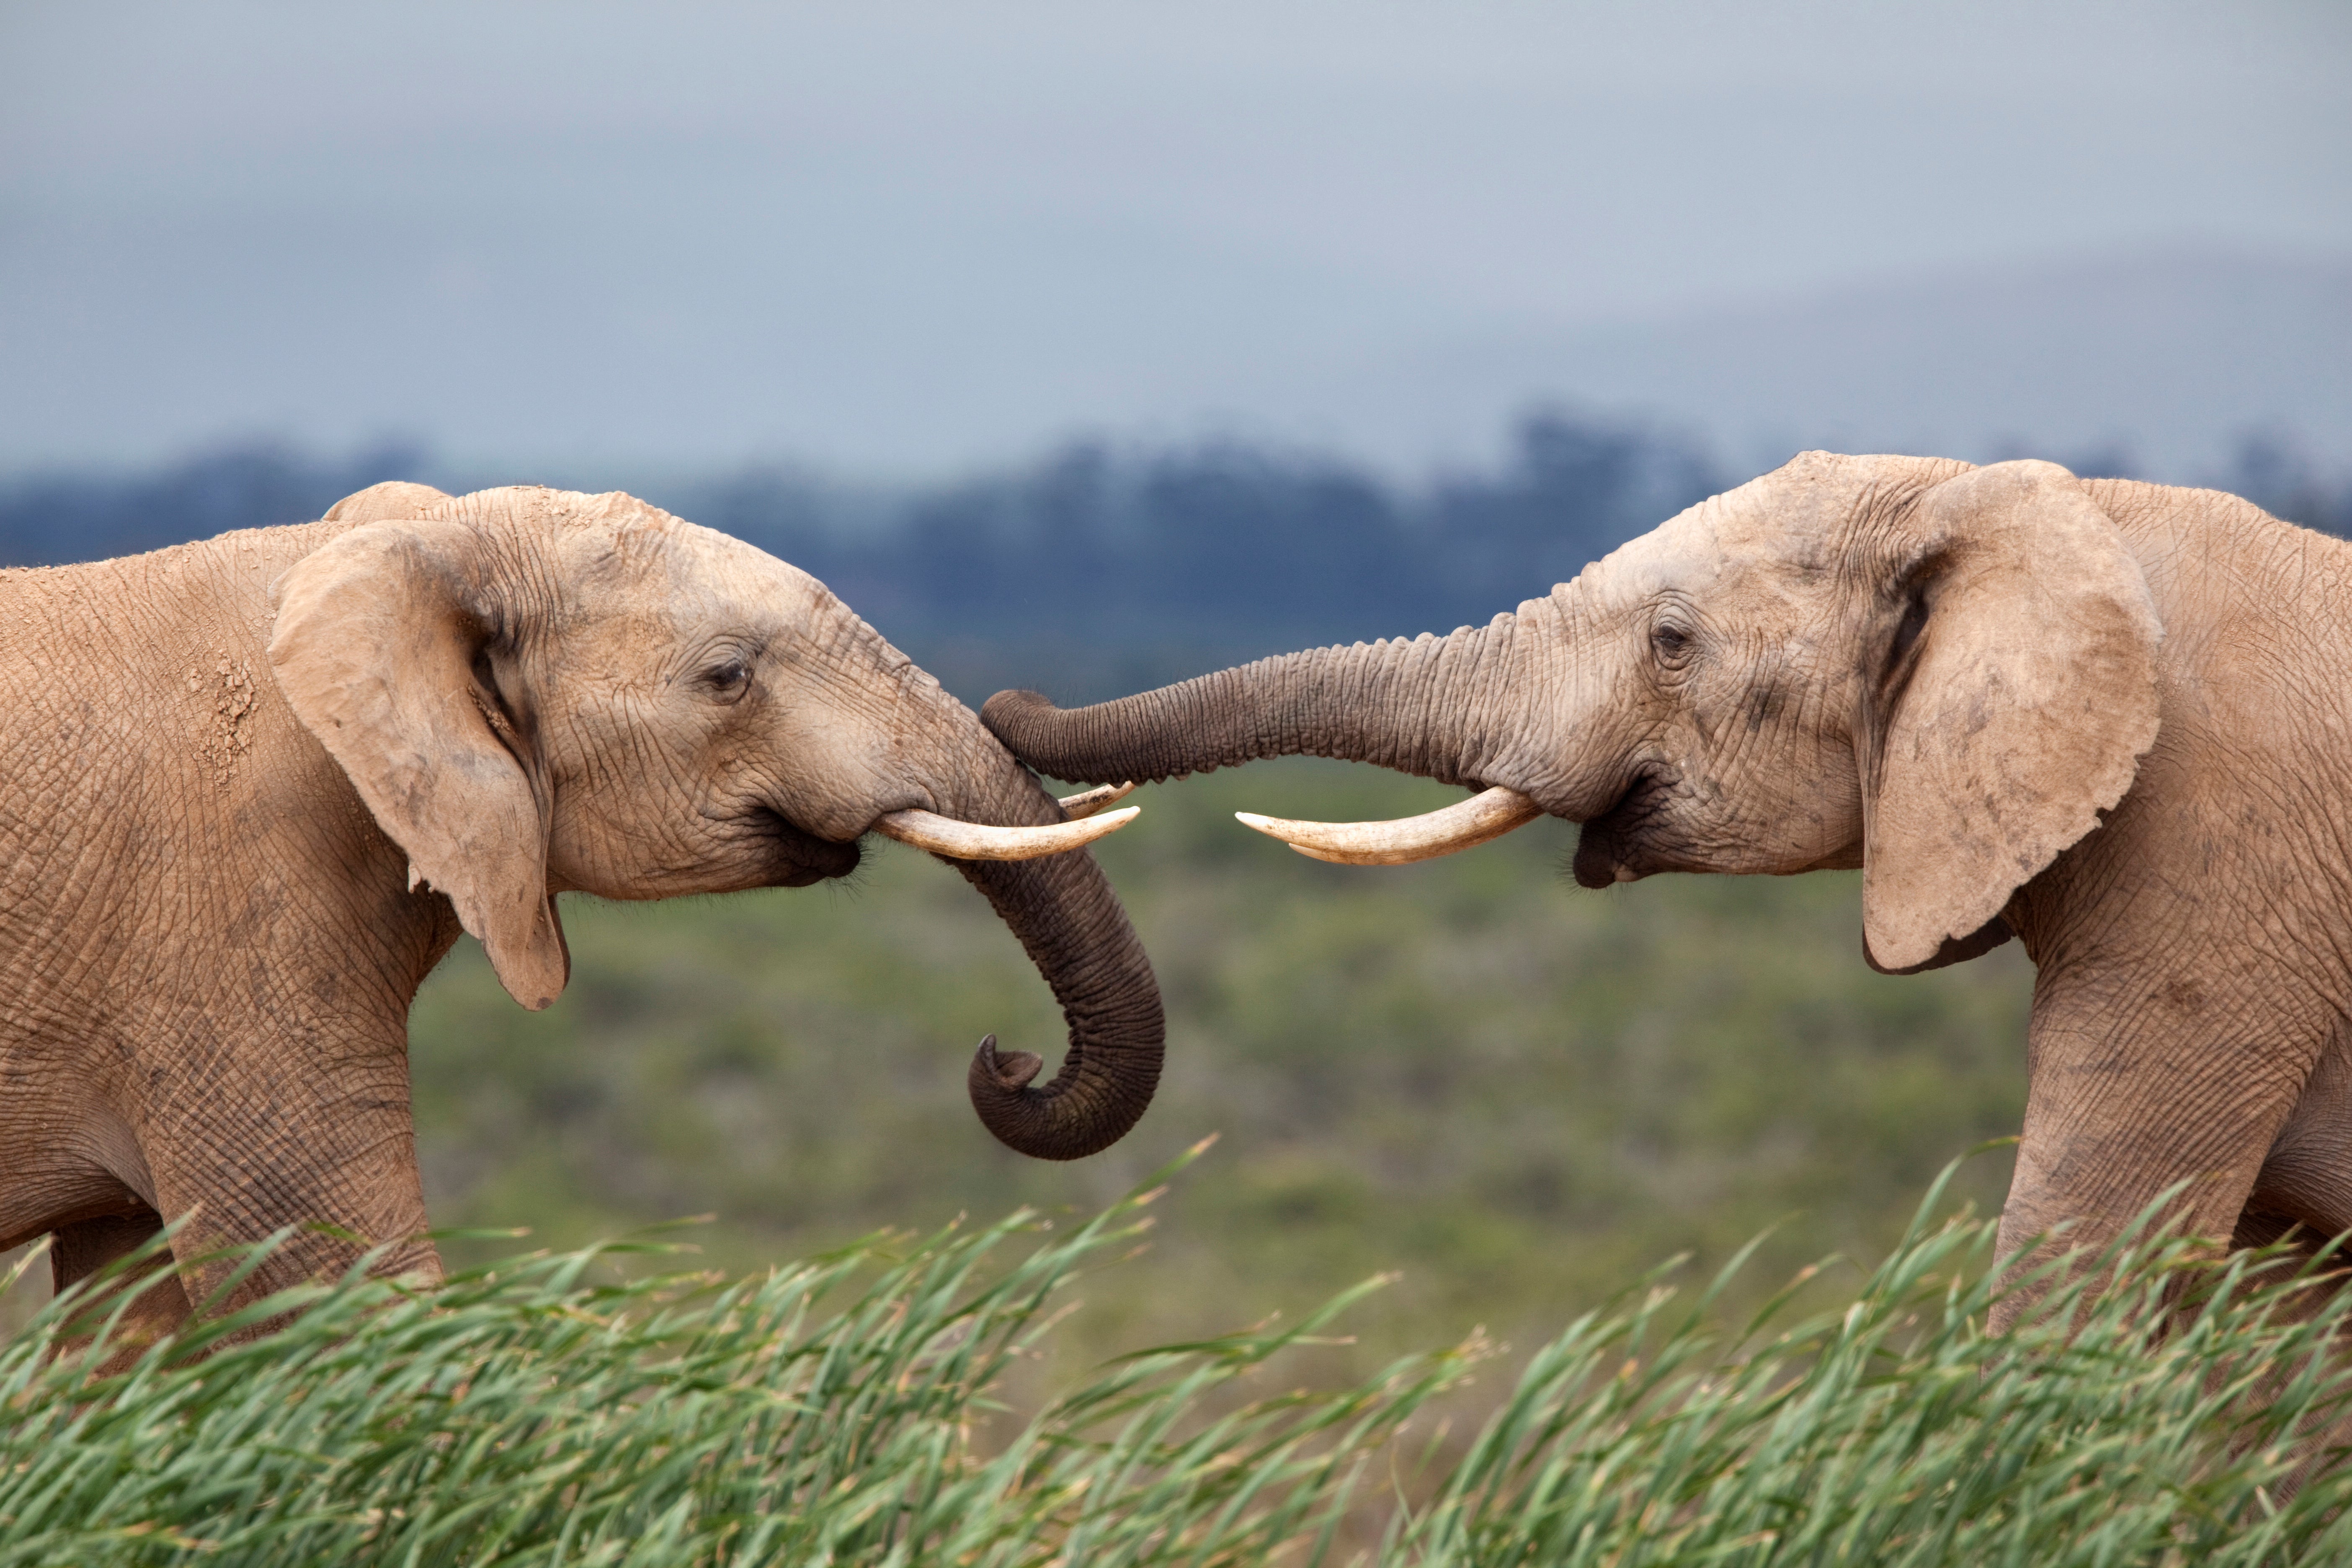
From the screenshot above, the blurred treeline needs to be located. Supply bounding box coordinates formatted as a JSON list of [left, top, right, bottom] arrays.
[[7, 416, 2346, 703]]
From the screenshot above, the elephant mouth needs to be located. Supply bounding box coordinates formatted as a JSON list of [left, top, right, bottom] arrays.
[[753, 806, 864, 888], [1571, 768, 1675, 889]]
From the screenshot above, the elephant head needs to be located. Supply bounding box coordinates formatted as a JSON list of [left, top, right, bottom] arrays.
[[270, 481, 1162, 1160], [984, 454, 2164, 975]]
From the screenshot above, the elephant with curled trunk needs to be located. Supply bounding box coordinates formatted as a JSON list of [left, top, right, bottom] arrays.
[[0, 480, 1161, 1340], [988, 452, 2352, 1327]]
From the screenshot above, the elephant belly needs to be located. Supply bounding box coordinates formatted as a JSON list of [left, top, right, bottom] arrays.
[[2247, 1035, 2352, 1240], [0, 1155, 152, 1255], [0, 1065, 158, 1251]]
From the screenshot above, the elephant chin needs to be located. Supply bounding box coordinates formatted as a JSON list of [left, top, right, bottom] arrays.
[[1572, 832, 1635, 888], [758, 807, 864, 888], [1570, 773, 1669, 888]]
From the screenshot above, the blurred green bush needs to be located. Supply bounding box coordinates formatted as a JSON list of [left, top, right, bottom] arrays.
[[395, 758, 2029, 1374]]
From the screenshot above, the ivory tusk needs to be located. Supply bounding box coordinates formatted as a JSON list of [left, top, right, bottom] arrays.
[[1234, 785, 1543, 866], [1057, 781, 1137, 819], [876, 804, 1140, 861]]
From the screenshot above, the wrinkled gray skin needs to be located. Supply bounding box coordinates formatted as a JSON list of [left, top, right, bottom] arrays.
[[0, 482, 1161, 1342], [989, 454, 2352, 1328]]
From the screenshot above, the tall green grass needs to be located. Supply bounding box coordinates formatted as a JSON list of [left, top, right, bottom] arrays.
[[7, 1158, 2351, 1566]]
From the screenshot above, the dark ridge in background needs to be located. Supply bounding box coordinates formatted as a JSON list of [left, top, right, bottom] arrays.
[[6, 417, 2346, 706]]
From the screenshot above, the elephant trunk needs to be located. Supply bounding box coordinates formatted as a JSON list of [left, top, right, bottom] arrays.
[[920, 720, 1164, 1161], [981, 614, 1532, 792]]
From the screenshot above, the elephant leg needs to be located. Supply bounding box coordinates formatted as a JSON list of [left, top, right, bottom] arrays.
[[1992, 975, 2322, 1333], [135, 1044, 443, 1320], [51, 1206, 194, 1354]]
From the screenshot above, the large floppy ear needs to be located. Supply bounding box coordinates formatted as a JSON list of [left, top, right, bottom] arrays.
[[323, 480, 451, 525], [268, 515, 570, 1010], [1859, 459, 2162, 973]]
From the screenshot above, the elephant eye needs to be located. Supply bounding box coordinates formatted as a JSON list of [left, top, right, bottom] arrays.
[[1651, 623, 1695, 665], [700, 658, 752, 698]]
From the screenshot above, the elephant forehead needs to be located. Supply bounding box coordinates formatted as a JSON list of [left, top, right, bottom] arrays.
[[647, 521, 829, 614], [1587, 497, 1808, 603], [459, 484, 677, 539], [542, 507, 830, 624], [1576, 505, 1719, 598], [1589, 470, 1882, 607]]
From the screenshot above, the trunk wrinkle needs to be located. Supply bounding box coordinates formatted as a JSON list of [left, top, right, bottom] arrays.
[[981, 613, 1536, 799]]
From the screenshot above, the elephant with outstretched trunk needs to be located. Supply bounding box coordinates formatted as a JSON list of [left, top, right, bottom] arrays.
[[988, 453, 2352, 1328], [0, 480, 1161, 1344]]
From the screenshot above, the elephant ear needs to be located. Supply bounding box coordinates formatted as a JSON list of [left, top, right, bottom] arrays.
[[268, 515, 570, 1010], [323, 480, 451, 525], [1859, 459, 2162, 974]]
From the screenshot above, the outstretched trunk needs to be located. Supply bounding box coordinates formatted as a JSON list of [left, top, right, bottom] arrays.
[[981, 616, 1532, 793]]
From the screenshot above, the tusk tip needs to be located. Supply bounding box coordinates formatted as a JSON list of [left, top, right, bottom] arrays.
[[875, 802, 1139, 861], [1058, 781, 1139, 819], [1228, 786, 1545, 866], [1235, 810, 1346, 861]]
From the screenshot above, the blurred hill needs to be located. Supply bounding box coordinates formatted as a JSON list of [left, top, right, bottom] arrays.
[[5, 414, 2347, 705], [1311, 252, 2352, 482]]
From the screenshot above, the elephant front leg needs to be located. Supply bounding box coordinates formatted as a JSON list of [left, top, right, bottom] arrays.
[[137, 1047, 444, 1324], [1993, 978, 2319, 1333]]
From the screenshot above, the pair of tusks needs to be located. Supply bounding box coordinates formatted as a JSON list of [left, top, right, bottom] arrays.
[[877, 777, 1545, 868], [873, 781, 1140, 861], [1236, 785, 1544, 865]]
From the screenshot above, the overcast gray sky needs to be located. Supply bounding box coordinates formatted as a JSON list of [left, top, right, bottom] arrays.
[[3, 2, 2346, 477]]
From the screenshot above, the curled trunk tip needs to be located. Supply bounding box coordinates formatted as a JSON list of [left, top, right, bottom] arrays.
[[965, 1019, 1160, 1160], [946, 810, 1165, 1162]]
